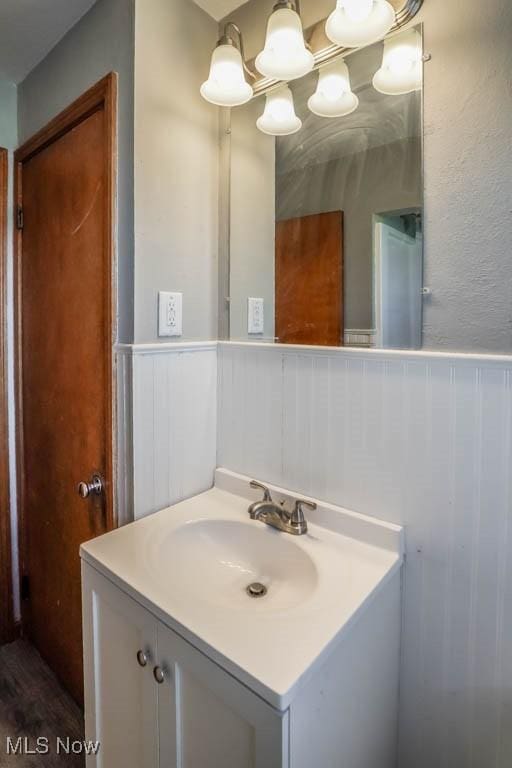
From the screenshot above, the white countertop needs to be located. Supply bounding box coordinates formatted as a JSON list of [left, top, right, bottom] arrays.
[[81, 469, 403, 710]]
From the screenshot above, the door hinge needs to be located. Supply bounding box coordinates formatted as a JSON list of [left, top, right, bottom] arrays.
[[16, 206, 24, 230], [21, 574, 30, 601]]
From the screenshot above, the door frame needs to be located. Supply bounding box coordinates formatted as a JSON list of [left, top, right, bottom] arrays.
[[373, 209, 423, 349], [0, 147, 15, 643], [13, 74, 118, 624], [373, 219, 385, 349]]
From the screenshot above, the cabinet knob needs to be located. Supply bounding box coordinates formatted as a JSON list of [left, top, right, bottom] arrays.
[[136, 650, 148, 668], [153, 666, 165, 684]]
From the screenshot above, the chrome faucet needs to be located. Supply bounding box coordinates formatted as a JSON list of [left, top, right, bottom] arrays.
[[248, 480, 316, 536]]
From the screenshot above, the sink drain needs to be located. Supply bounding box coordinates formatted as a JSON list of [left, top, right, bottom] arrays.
[[246, 582, 268, 599]]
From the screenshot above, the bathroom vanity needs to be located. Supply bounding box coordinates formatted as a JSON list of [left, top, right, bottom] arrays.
[[81, 469, 403, 768]]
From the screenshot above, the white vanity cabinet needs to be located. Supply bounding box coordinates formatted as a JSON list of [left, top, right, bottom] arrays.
[[81, 477, 404, 768], [82, 563, 288, 768], [82, 564, 159, 768]]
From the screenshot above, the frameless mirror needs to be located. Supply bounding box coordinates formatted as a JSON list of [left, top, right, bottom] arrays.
[[225, 26, 423, 349]]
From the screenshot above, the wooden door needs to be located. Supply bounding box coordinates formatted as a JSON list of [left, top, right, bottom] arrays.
[[82, 564, 159, 768], [275, 212, 344, 346], [15, 76, 116, 704]]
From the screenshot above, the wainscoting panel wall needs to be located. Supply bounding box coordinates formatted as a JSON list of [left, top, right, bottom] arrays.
[[121, 343, 217, 520], [115, 347, 134, 526], [218, 341, 512, 768]]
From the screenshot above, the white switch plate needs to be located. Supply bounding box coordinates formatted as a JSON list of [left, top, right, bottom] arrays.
[[159, 291, 183, 337], [248, 297, 264, 334]]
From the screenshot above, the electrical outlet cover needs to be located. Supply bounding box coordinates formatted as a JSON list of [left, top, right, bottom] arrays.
[[159, 291, 183, 337], [248, 297, 264, 334]]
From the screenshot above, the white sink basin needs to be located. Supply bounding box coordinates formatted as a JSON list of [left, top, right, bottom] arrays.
[[149, 519, 318, 612], [81, 468, 403, 709]]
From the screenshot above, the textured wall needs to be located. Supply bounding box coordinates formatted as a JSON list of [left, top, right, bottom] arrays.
[[418, 0, 512, 351], [17, 0, 135, 344], [218, 341, 512, 768], [134, 0, 219, 343]]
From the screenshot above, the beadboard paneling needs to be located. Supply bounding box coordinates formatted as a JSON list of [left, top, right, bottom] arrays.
[[218, 342, 512, 768], [115, 347, 134, 525], [130, 343, 217, 519]]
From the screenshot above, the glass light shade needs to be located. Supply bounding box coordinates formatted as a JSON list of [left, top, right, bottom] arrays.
[[200, 44, 253, 107], [325, 0, 395, 48], [256, 86, 302, 136], [308, 59, 359, 117], [373, 29, 422, 95], [255, 8, 314, 81]]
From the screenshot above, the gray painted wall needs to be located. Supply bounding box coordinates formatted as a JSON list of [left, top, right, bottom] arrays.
[[223, 0, 512, 354], [418, 0, 512, 352], [17, 0, 135, 343], [229, 98, 275, 341], [0, 80, 17, 149], [133, 0, 219, 343]]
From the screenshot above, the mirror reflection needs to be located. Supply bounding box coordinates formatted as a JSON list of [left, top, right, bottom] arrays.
[[228, 27, 423, 349]]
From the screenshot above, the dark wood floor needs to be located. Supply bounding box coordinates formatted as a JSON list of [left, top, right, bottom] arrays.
[[0, 640, 84, 767]]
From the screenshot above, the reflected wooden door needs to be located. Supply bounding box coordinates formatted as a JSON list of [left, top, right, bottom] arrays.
[[15, 76, 116, 704], [275, 211, 344, 346]]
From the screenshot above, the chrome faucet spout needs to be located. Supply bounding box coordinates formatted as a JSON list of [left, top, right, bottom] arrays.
[[250, 480, 272, 501], [249, 500, 270, 520], [247, 482, 316, 536]]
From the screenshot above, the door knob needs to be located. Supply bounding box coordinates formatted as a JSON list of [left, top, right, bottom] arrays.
[[136, 650, 148, 668], [77, 474, 104, 499], [153, 666, 165, 684]]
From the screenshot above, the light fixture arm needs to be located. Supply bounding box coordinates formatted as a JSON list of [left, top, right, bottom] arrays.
[[219, 22, 256, 80], [272, 0, 302, 14]]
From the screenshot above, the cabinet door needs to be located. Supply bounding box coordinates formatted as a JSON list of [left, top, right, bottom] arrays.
[[156, 623, 289, 768], [82, 564, 159, 768]]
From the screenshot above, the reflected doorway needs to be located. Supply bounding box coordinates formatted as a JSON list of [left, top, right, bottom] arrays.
[[373, 211, 423, 350]]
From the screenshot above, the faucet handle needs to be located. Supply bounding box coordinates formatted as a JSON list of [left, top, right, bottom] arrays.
[[291, 498, 316, 530], [293, 499, 317, 514], [250, 480, 272, 502]]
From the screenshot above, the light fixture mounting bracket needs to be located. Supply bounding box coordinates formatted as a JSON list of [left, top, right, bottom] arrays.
[[272, 0, 301, 13]]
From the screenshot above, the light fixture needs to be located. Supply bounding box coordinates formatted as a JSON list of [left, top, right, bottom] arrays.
[[256, 85, 302, 136], [308, 59, 359, 117], [325, 0, 395, 48], [200, 23, 254, 107], [255, 1, 314, 82], [373, 29, 422, 95]]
